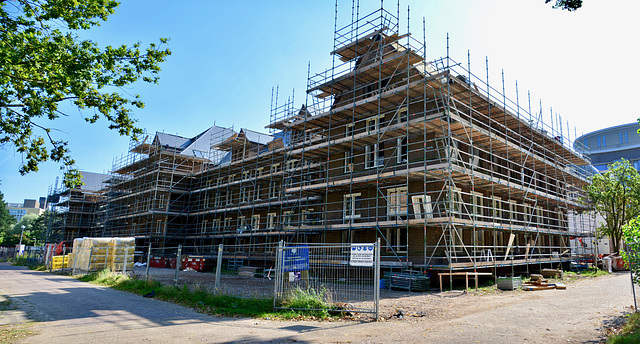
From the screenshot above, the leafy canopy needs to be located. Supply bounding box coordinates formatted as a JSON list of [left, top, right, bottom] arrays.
[[0, 191, 16, 244], [586, 159, 640, 254], [545, 0, 582, 11], [0, 0, 170, 188]]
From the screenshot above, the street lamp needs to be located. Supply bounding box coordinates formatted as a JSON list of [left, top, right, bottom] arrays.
[[19, 225, 25, 247]]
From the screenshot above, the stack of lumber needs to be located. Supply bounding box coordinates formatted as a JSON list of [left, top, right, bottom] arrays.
[[522, 274, 566, 291]]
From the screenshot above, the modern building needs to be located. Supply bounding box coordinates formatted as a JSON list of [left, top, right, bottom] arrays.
[[49, 8, 595, 273], [575, 122, 640, 172], [7, 199, 45, 222]]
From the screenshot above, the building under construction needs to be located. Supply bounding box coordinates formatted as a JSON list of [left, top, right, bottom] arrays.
[[50, 8, 596, 274]]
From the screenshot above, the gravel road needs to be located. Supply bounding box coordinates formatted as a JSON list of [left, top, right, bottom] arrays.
[[0, 263, 635, 343]]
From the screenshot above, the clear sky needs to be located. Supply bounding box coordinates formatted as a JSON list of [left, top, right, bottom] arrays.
[[1, 0, 639, 203]]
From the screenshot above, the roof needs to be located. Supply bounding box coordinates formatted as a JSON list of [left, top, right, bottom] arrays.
[[241, 128, 273, 145], [152, 126, 235, 162], [79, 171, 110, 192]]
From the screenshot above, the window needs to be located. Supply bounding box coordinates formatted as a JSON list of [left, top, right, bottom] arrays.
[[625, 131, 629, 143], [256, 167, 265, 177], [386, 228, 408, 253], [346, 123, 355, 137], [411, 195, 433, 219], [217, 177, 224, 186], [228, 174, 236, 183], [203, 192, 209, 208], [212, 219, 221, 232], [283, 211, 293, 227], [240, 187, 248, 203], [271, 163, 281, 174], [268, 181, 279, 199], [156, 220, 163, 234], [285, 159, 298, 171], [583, 138, 588, 147], [446, 188, 463, 216], [597, 136, 601, 148], [344, 150, 353, 173], [255, 184, 262, 201], [602, 135, 606, 147], [201, 220, 209, 234], [397, 137, 408, 163], [396, 108, 408, 124], [471, 192, 483, 220], [226, 190, 233, 205], [214, 193, 221, 207], [619, 132, 624, 144], [492, 197, 502, 219], [365, 143, 384, 168], [224, 217, 232, 230], [301, 208, 314, 225], [238, 216, 246, 228], [251, 214, 260, 230], [387, 187, 408, 218], [366, 115, 382, 134], [242, 171, 251, 180], [267, 213, 277, 229], [343, 193, 362, 220]]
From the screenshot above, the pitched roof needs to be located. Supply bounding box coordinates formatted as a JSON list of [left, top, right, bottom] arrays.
[[152, 126, 235, 162]]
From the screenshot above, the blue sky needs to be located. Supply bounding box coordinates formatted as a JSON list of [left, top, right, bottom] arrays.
[[1, 0, 639, 203]]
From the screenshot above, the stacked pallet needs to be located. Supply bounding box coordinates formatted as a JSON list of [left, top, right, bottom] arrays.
[[238, 266, 259, 277], [73, 237, 135, 272], [51, 255, 69, 269]]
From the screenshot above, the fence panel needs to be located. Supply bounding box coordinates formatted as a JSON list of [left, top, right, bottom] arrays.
[[274, 241, 380, 318]]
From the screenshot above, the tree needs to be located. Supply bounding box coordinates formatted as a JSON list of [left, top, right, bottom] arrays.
[[1, 0, 171, 188], [0, 191, 16, 244], [12, 213, 40, 246], [586, 159, 640, 254], [545, 0, 582, 11]]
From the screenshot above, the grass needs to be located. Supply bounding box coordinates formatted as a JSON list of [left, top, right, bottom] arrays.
[[77, 270, 341, 320], [0, 297, 38, 343], [564, 267, 610, 281], [607, 312, 640, 344], [0, 324, 37, 343], [8, 257, 45, 271]]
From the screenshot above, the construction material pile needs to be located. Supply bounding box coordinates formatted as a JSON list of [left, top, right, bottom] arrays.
[[72, 237, 135, 272], [522, 273, 566, 291]]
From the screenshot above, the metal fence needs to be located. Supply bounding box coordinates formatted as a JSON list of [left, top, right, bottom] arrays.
[[625, 241, 640, 311], [274, 240, 381, 319], [0, 246, 43, 261]]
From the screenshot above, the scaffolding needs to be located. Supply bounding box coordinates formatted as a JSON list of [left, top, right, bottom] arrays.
[[47, 172, 107, 243], [66, 6, 596, 275]]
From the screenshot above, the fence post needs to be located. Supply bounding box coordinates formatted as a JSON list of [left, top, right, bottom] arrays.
[[105, 246, 110, 271], [174, 245, 182, 287], [72, 246, 78, 275], [273, 240, 284, 309], [61, 247, 66, 274], [88, 247, 94, 273], [145, 243, 152, 281], [374, 238, 381, 321], [626, 244, 638, 312], [123, 245, 129, 275], [215, 244, 223, 291]]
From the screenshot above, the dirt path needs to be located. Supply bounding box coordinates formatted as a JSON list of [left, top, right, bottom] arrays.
[[0, 263, 635, 343]]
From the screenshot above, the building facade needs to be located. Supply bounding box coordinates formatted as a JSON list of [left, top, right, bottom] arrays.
[[49, 8, 595, 273], [575, 122, 640, 172]]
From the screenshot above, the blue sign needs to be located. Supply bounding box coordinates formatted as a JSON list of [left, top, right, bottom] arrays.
[[282, 246, 309, 272]]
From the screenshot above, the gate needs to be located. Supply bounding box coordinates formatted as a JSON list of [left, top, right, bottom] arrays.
[[274, 240, 380, 319]]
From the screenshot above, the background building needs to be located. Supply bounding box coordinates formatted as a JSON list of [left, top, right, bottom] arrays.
[[7, 199, 45, 222], [575, 122, 640, 172]]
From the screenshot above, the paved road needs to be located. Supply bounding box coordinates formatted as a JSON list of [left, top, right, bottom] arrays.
[[0, 263, 635, 343]]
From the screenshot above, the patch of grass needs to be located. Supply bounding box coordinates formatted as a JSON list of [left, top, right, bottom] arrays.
[[607, 312, 640, 344], [0, 323, 37, 343], [281, 287, 332, 318], [9, 257, 45, 271], [564, 267, 609, 281], [76, 270, 338, 320]]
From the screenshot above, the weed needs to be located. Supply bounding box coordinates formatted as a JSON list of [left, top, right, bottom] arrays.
[[0, 323, 37, 343], [75, 269, 333, 320], [607, 312, 640, 344]]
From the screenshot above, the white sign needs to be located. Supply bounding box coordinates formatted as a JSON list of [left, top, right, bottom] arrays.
[[350, 244, 374, 267]]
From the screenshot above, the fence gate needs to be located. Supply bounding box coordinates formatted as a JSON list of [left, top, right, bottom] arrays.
[[274, 240, 380, 319]]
